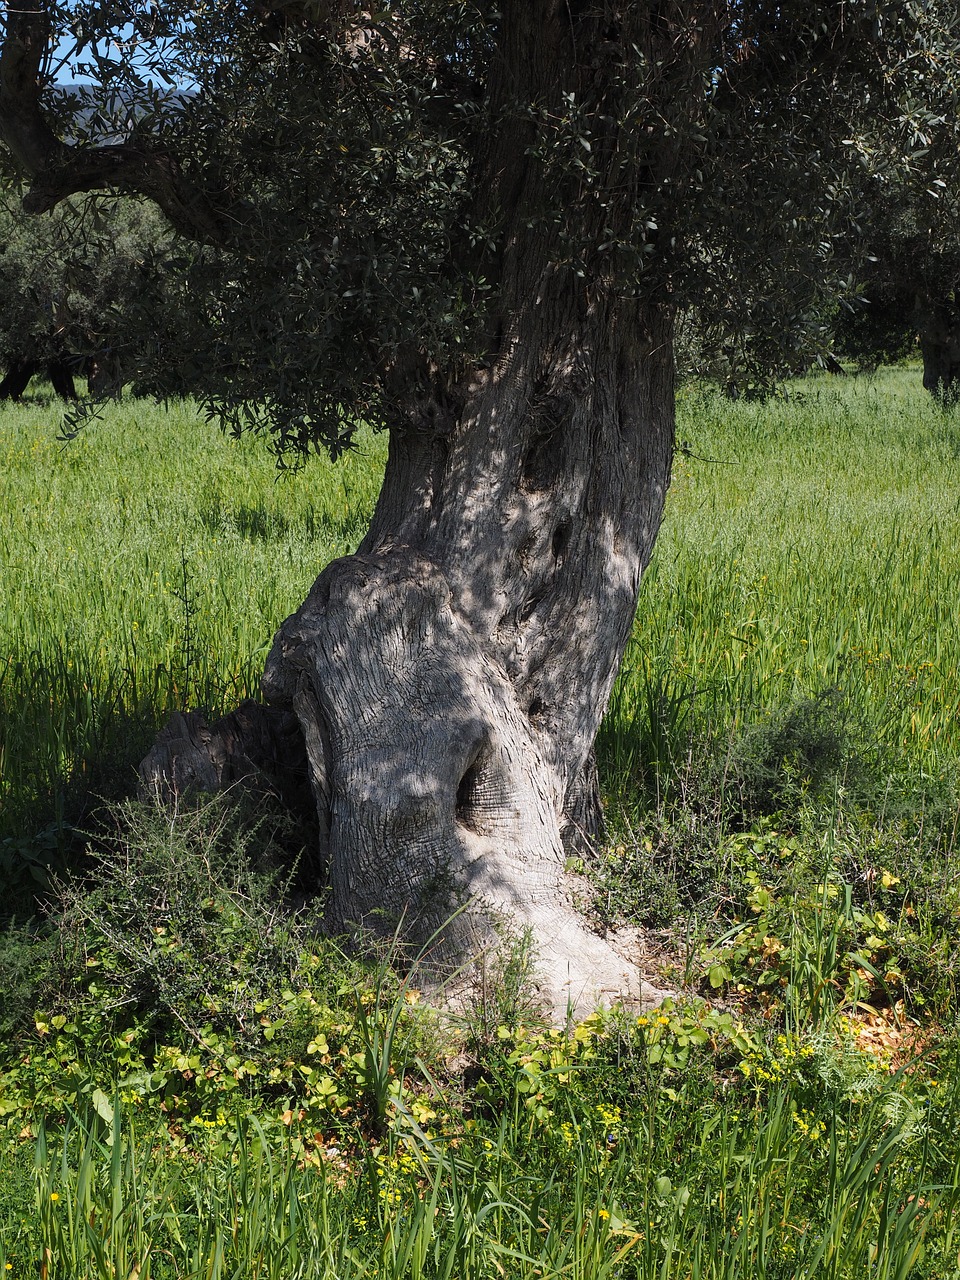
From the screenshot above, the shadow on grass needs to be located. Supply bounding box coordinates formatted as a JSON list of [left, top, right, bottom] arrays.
[[198, 499, 367, 546], [0, 640, 264, 919]]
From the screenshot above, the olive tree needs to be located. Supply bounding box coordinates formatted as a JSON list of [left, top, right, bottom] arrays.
[[0, 186, 169, 396], [828, 73, 960, 399], [2, 0, 958, 1011], [834, 196, 960, 398]]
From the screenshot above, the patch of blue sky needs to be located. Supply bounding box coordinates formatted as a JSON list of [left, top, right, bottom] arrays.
[[51, 22, 192, 91]]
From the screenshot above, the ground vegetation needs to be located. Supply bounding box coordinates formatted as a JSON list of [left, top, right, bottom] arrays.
[[3, 373, 960, 1274], [3, 3, 960, 1001]]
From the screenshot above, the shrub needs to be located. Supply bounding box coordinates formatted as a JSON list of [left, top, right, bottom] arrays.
[[39, 793, 318, 1052], [722, 687, 862, 819]]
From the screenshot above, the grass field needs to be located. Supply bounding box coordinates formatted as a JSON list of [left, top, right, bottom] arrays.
[[617, 372, 960, 779], [0, 398, 385, 860], [4, 370, 959, 853], [3, 368, 960, 1277]]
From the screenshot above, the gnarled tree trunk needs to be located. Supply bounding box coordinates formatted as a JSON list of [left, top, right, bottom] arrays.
[[141, 3, 678, 1018], [143, 299, 675, 1016], [264, 310, 673, 1013]]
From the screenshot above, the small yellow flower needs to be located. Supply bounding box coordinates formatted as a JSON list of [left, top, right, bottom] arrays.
[[49, 1192, 59, 1202], [598, 1208, 610, 1220]]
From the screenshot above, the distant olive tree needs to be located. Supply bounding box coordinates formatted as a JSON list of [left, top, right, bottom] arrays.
[[834, 199, 960, 399], [0, 187, 171, 396]]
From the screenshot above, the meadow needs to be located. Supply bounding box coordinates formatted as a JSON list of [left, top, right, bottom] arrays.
[[2, 368, 960, 1277]]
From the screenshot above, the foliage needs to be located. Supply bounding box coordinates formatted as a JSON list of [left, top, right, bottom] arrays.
[[831, 136, 960, 384], [43, 795, 317, 1048], [722, 688, 865, 818], [2, 991, 960, 1278], [0, 921, 56, 1044], [833, 286, 920, 374], [0, 189, 170, 385], [2, 764, 955, 1279], [595, 792, 960, 1019], [0, 793, 446, 1142], [3, 2, 958, 449]]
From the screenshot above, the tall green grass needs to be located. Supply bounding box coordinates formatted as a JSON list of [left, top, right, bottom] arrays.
[[4, 1041, 960, 1279], [0, 398, 384, 853], [604, 371, 960, 793]]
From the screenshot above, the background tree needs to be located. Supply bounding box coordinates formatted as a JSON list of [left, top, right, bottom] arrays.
[[2, 0, 959, 1012], [825, 69, 960, 397], [0, 185, 171, 397], [833, 197, 960, 399]]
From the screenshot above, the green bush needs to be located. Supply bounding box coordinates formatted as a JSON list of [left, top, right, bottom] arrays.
[[722, 687, 863, 818], [40, 794, 318, 1052]]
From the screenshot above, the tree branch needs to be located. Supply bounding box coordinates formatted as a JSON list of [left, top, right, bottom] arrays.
[[0, 2, 64, 171], [19, 139, 239, 243], [0, 1, 238, 243]]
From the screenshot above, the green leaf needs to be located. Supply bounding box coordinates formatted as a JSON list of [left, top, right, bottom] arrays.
[[91, 1087, 114, 1125]]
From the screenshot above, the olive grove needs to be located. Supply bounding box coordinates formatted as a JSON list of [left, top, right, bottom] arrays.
[[0, 186, 169, 397], [835, 192, 960, 398], [2, 0, 959, 1013]]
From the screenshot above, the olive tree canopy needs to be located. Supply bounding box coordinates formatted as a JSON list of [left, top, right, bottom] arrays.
[[835, 182, 960, 398], [3, 0, 959, 1014]]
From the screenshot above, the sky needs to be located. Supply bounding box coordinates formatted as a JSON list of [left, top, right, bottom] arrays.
[[51, 23, 188, 89]]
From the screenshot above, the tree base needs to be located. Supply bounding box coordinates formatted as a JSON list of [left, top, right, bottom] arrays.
[[139, 700, 313, 815], [139, 700, 672, 1022]]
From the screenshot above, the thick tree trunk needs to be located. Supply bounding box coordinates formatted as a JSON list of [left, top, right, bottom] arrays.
[[141, 2, 679, 1017], [0, 358, 34, 400], [916, 295, 960, 400], [0, 354, 78, 400], [142, 304, 675, 1016], [253, 300, 675, 1014]]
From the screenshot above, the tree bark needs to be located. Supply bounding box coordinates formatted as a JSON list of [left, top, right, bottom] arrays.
[[141, 300, 676, 1016], [916, 294, 960, 401], [141, 1, 679, 1018], [251, 296, 674, 1013]]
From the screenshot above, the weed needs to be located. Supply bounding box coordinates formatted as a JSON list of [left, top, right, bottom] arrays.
[[34, 793, 318, 1052]]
